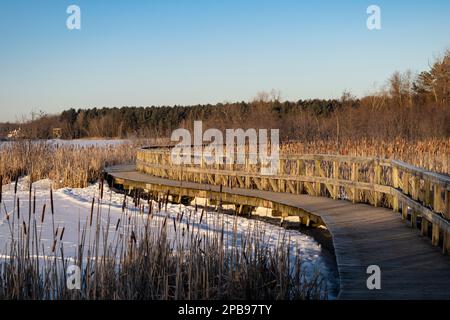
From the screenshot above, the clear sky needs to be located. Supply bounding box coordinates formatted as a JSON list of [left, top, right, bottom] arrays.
[[0, 0, 449, 122]]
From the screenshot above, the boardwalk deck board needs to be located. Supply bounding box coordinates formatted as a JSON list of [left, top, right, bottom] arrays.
[[106, 165, 450, 300]]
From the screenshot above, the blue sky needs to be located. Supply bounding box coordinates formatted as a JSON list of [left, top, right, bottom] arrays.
[[0, 0, 449, 121]]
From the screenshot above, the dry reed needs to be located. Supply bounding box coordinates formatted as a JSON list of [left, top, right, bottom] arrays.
[[0, 183, 327, 300], [0, 141, 136, 188], [281, 138, 450, 175]]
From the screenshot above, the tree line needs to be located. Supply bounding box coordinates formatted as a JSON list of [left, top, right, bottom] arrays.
[[1, 50, 449, 142]]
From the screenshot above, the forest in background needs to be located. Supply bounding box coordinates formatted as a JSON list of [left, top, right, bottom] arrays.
[[1, 50, 449, 143]]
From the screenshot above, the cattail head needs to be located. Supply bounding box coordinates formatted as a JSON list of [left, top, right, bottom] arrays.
[[50, 187, 54, 215], [41, 204, 46, 223], [14, 176, 18, 194], [100, 178, 104, 200], [90, 197, 95, 227]]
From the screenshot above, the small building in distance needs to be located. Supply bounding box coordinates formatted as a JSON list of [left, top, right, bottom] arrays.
[[53, 128, 62, 139]]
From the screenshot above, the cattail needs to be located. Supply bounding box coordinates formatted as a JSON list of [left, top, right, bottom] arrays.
[[14, 176, 18, 195], [17, 197, 20, 219], [100, 178, 104, 200], [0, 175, 3, 204], [115, 218, 121, 231], [90, 197, 95, 226], [179, 211, 184, 222], [199, 208, 204, 224], [59, 227, 65, 241], [41, 204, 46, 223], [22, 221, 27, 235], [33, 189, 36, 214], [50, 187, 54, 215]]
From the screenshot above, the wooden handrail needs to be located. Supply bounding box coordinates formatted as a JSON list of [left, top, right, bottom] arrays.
[[136, 146, 450, 254]]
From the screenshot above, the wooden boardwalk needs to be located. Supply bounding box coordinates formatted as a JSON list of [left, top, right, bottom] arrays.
[[106, 165, 450, 300]]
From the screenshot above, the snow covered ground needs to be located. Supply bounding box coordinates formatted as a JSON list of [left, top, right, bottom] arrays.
[[0, 139, 130, 149], [49, 139, 130, 147], [0, 178, 339, 298]]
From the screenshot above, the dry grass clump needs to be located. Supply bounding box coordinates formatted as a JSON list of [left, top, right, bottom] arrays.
[[281, 138, 450, 175], [0, 141, 136, 188], [0, 184, 327, 300]]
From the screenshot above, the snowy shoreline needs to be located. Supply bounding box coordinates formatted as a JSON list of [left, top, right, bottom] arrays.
[[0, 178, 340, 299]]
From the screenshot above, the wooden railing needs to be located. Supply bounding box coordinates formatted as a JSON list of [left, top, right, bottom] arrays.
[[136, 147, 450, 253]]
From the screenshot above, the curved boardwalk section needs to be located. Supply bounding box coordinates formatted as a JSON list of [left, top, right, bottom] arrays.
[[106, 163, 450, 300]]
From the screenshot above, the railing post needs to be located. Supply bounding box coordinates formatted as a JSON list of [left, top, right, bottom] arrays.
[[410, 209, 417, 229], [392, 166, 399, 212], [402, 202, 408, 221], [432, 223, 440, 246], [445, 189, 450, 220], [200, 156, 205, 183], [422, 181, 430, 208], [296, 159, 304, 194], [421, 218, 429, 237], [351, 162, 359, 203], [245, 154, 250, 189], [443, 229, 450, 255], [314, 160, 321, 196], [374, 162, 382, 207], [412, 175, 420, 201], [402, 171, 410, 196], [332, 161, 339, 199], [279, 159, 285, 193], [434, 184, 443, 213]]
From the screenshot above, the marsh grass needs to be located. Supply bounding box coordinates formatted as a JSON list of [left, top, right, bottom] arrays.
[[0, 141, 136, 188], [0, 181, 327, 300], [282, 138, 450, 175]]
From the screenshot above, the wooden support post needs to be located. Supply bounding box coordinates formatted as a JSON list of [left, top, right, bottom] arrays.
[[332, 161, 339, 199], [296, 160, 304, 194], [410, 210, 417, 229], [432, 223, 440, 247], [434, 184, 443, 213], [351, 162, 360, 203], [305, 216, 311, 227], [445, 189, 450, 220], [421, 219, 429, 237], [402, 203, 408, 221], [412, 176, 419, 201], [423, 180, 431, 207], [402, 172, 410, 196], [443, 230, 450, 255], [392, 167, 399, 212], [374, 163, 382, 207], [314, 160, 321, 196], [200, 156, 205, 183], [278, 159, 285, 193]]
